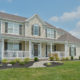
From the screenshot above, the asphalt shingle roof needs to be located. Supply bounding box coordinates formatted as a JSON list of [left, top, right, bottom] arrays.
[[0, 12, 27, 22]]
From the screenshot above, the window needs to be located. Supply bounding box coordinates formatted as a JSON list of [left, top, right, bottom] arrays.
[[69, 46, 76, 56], [46, 28, 55, 38], [8, 22, 14, 33], [32, 24, 40, 36], [7, 42, 21, 51], [5, 22, 23, 35]]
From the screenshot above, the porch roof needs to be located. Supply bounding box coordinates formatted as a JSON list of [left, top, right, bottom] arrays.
[[1, 34, 65, 43], [57, 33, 80, 44]]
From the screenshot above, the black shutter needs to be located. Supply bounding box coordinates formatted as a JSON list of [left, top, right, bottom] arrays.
[[5, 42, 8, 50], [19, 25, 22, 35], [69, 47, 71, 56], [54, 30, 56, 38], [39, 27, 41, 36], [46, 44, 47, 57], [46, 29, 47, 37], [32, 25, 33, 35], [54, 45, 56, 51], [19, 43, 22, 50], [5, 22, 8, 33], [74, 47, 76, 56]]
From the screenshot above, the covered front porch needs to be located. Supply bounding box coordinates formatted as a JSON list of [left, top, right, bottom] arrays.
[[0, 38, 68, 60]]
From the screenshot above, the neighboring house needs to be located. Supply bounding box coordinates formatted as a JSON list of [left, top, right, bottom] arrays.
[[0, 12, 80, 60]]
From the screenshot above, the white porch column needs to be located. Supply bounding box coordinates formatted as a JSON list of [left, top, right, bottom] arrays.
[[2, 39, 4, 60], [50, 43, 53, 53], [65, 42, 68, 57], [29, 41, 32, 58], [39, 43, 42, 58]]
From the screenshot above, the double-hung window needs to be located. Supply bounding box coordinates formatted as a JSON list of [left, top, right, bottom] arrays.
[[70, 46, 76, 56], [5, 22, 22, 35], [46, 28, 54, 38], [32, 24, 40, 36]]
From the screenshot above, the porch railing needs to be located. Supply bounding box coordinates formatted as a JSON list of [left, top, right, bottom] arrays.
[[51, 51, 65, 58], [3, 51, 29, 59]]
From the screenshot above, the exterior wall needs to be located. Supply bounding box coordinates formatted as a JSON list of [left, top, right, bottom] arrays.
[[25, 41, 29, 51], [41, 43, 46, 57], [25, 17, 46, 38], [1, 21, 5, 33]]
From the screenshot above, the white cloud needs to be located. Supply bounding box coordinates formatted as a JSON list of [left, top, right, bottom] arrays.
[[0, 10, 6, 12], [14, 13, 18, 15], [0, 0, 13, 3], [7, 0, 13, 2], [50, 6, 80, 22], [70, 21, 80, 39]]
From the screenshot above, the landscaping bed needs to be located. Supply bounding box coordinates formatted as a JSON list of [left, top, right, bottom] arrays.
[[44, 61, 63, 67], [0, 61, 34, 69]]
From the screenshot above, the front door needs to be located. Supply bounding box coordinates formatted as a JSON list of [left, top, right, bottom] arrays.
[[34, 43, 38, 57]]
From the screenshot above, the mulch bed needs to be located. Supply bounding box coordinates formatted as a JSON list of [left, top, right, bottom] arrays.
[[44, 62, 64, 67], [0, 61, 34, 69]]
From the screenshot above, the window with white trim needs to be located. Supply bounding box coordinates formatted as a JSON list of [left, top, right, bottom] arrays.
[[70, 46, 76, 56], [46, 28, 55, 38], [7, 43, 19, 51], [32, 24, 40, 36], [5, 22, 22, 35]]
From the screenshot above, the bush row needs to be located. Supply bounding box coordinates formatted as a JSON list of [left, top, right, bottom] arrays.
[[49, 56, 80, 61], [1, 57, 39, 65], [1, 58, 30, 65]]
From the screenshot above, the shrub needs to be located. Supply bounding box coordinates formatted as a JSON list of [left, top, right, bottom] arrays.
[[34, 57, 39, 61], [2, 59, 8, 64], [14, 58, 21, 63], [49, 57, 54, 61], [79, 56, 80, 60], [55, 57, 59, 61], [65, 57, 69, 60], [9, 60, 16, 65], [61, 57, 65, 61], [54, 53, 58, 58], [24, 58, 30, 63], [19, 61, 25, 65], [71, 56, 73, 60], [46, 62, 52, 66]]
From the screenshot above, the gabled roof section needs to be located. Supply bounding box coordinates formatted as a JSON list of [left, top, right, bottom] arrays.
[[26, 14, 46, 25], [57, 33, 80, 44], [0, 12, 27, 22]]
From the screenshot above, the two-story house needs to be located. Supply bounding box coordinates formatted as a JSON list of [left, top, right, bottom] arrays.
[[0, 12, 80, 60]]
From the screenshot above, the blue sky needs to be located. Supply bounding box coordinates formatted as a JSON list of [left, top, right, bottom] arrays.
[[0, 0, 80, 38]]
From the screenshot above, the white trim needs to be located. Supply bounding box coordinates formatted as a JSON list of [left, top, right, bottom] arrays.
[[2, 39, 4, 59], [29, 41, 32, 58], [50, 43, 52, 53]]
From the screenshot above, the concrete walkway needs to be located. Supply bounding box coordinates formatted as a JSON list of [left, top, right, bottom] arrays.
[[29, 61, 53, 68]]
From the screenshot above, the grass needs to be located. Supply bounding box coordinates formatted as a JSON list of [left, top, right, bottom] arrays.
[[0, 61, 80, 80]]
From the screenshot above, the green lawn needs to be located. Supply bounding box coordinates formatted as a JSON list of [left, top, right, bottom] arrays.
[[0, 61, 80, 80]]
